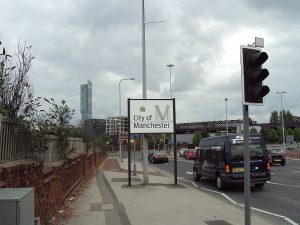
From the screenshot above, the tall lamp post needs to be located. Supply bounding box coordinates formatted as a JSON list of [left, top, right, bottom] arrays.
[[167, 64, 174, 98], [166, 64, 174, 154], [119, 78, 135, 162], [276, 91, 287, 152], [225, 98, 228, 135], [141, 0, 164, 185]]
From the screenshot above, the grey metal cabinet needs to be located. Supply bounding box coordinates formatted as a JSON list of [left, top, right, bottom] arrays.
[[0, 188, 34, 225]]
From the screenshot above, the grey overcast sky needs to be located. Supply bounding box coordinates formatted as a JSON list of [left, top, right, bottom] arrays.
[[1, 0, 300, 123]]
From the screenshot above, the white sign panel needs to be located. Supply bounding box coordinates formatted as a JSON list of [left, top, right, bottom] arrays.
[[129, 99, 174, 134]]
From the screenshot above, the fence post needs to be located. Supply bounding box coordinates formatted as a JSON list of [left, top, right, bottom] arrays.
[[0, 113, 2, 131]]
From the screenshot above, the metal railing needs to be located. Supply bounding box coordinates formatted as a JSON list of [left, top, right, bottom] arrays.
[[0, 117, 33, 162]]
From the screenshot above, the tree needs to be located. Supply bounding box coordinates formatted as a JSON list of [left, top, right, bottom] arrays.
[[148, 135, 154, 149], [95, 133, 110, 151], [192, 131, 202, 146], [293, 128, 300, 142], [279, 110, 294, 124], [201, 130, 209, 138], [215, 130, 222, 136], [42, 98, 75, 157], [286, 128, 294, 136], [267, 129, 278, 143], [250, 127, 258, 134], [0, 40, 36, 120], [270, 111, 279, 123], [286, 110, 293, 123]]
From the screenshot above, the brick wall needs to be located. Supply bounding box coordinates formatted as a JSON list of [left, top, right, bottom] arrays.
[[0, 152, 107, 225]]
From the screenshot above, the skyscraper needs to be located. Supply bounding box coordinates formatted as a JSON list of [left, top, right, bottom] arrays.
[[80, 80, 92, 122]]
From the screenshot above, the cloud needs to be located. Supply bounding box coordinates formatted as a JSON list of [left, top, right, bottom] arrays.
[[1, 0, 300, 125]]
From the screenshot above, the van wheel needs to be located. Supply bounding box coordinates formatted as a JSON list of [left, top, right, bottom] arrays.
[[216, 175, 225, 190], [193, 168, 200, 181], [255, 183, 264, 189]]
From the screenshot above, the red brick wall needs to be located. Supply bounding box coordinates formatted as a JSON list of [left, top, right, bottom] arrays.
[[0, 152, 107, 225]]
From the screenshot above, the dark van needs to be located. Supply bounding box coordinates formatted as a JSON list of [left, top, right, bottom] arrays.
[[193, 134, 271, 190]]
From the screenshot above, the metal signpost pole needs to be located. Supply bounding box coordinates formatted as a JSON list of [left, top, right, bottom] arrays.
[[142, 0, 149, 185], [133, 139, 136, 176], [173, 98, 177, 185], [243, 105, 251, 225], [0, 113, 2, 131], [128, 99, 131, 186], [167, 64, 174, 155], [225, 98, 228, 135], [276, 91, 287, 152]]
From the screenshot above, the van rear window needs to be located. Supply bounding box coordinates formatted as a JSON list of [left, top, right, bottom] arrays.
[[231, 144, 264, 160]]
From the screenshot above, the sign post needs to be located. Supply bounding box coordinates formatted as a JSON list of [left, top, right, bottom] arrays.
[[128, 99, 176, 185]]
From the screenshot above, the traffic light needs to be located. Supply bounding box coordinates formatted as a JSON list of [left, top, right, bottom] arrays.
[[241, 46, 270, 105]]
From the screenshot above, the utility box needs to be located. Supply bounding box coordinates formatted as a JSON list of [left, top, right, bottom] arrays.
[[0, 188, 35, 225]]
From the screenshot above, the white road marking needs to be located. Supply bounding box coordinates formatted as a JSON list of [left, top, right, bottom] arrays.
[[186, 172, 193, 175], [179, 179, 298, 225], [267, 181, 300, 188], [153, 163, 299, 225]]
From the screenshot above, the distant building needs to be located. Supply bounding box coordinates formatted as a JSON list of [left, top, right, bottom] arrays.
[[292, 116, 300, 122], [106, 116, 129, 135], [85, 119, 106, 139], [80, 80, 92, 122]]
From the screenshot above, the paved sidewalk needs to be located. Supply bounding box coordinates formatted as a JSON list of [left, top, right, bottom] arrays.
[[65, 157, 277, 225]]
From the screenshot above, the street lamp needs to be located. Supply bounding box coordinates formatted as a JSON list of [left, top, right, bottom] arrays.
[[167, 64, 174, 98], [166, 64, 174, 154], [119, 77, 135, 162], [276, 91, 287, 152], [225, 98, 228, 135], [142, 0, 164, 185]]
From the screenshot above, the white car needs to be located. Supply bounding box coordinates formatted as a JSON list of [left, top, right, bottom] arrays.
[[179, 148, 188, 157]]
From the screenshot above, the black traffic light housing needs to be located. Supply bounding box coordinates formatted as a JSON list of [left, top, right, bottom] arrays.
[[241, 46, 270, 105]]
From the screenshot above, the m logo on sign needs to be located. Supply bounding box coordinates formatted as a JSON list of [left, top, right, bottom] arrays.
[[155, 105, 170, 121]]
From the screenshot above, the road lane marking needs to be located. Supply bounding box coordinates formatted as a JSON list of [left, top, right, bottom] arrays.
[[186, 172, 193, 175], [267, 181, 300, 188], [177, 178, 198, 188], [178, 178, 298, 225], [153, 163, 299, 225]]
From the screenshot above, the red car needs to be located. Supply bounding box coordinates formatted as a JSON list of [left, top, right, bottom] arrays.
[[149, 151, 169, 164], [185, 150, 196, 160]]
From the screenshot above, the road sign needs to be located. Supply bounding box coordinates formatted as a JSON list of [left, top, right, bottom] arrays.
[[129, 99, 174, 134]]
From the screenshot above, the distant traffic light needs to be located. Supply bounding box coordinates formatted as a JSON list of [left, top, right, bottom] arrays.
[[241, 46, 270, 105]]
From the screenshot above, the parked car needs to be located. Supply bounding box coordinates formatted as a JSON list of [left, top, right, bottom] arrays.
[[179, 148, 188, 157], [267, 148, 286, 166], [149, 151, 169, 164], [186, 150, 196, 160], [148, 149, 155, 160]]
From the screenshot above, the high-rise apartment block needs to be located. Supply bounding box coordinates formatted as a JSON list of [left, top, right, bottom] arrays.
[[80, 80, 92, 122], [106, 116, 129, 135]]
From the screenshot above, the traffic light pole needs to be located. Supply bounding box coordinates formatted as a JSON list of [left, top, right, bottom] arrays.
[[241, 43, 270, 225], [243, 104, 251, 225]]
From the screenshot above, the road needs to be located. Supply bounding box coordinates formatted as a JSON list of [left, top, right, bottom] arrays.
[[150, 157, 300, 225]]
